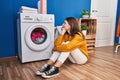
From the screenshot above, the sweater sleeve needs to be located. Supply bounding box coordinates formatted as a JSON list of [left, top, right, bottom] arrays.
[[53, 34, 85, 52], [54, 34, 64, 47]]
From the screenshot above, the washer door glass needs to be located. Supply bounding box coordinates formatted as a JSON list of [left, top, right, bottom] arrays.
[[31, 28, 47, 44], [25, 25, 51, 51]]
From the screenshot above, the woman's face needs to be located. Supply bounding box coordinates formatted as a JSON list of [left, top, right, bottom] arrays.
[[62, 20, 71, 31]]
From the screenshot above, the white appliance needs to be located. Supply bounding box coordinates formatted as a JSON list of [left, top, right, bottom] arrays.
[[17, 13, 54, 63]]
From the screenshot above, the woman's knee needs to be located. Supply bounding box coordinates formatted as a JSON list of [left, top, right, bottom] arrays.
[[76, 58, 88, 64], [70, 48, 88, 64]]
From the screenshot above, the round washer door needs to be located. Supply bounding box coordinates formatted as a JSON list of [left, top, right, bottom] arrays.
[[25, 24, 51, 51]]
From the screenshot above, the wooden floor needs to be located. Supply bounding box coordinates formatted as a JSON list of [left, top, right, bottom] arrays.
[[0, 46, 120, 80]]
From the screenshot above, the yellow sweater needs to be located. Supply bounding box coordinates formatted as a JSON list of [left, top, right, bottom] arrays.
[[54, 32, 89, 59]]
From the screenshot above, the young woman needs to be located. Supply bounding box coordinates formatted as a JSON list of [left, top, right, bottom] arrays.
[[35, 17, 89, 78]]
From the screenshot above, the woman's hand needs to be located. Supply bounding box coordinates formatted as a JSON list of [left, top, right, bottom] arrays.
[[61, 27, 66, 35]]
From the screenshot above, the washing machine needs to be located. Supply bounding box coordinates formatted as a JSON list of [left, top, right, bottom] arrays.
[[17, 13, 54, 63]]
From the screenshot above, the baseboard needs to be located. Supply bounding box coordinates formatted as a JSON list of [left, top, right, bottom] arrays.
[[0, 56, 18, 63], [114, 43, 120, 46]]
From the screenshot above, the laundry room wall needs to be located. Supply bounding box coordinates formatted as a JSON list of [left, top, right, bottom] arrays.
[[47, 0, 91, 26], [0, 1, 15, 58], [0, 0, 38, 58], [114, 0, 120, 44]]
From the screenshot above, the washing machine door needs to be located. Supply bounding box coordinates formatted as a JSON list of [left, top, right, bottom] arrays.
[[25, 24, 51, 51]]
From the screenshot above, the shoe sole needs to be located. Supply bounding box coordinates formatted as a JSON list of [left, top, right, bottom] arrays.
[[36, 73, 42, 76], [42, 73, 59, 78], [35, 71, 43, 76]]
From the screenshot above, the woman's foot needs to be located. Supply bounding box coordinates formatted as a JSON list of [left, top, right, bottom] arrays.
[[42, 66, 59, 78], [35, 64, 50, 76]]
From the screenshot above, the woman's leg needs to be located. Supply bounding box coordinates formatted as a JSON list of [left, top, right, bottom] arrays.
[[42, 51, 70, 78], [68, 55, 76, 63], [36, 51, 60, 75], [41, 41, 70, 78], [54, 41, 70, 67], [47, 51, 61, 65], [69, 48, 88, 64], [54, 52, 70, 67]]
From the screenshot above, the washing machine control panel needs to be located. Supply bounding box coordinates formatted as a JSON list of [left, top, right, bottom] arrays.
[[20, 13, 54, 23], [35, 15, 54, 22]]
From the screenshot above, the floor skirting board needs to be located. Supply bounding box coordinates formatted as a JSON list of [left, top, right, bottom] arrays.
[[0, 56, 18, 63]]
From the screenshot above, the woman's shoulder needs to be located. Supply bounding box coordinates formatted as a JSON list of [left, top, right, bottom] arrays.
[[75, 32, 82, 36], [73, 32, 84, 40]]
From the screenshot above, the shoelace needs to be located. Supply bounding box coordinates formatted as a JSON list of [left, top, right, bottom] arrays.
[[45, 67, 55, 74]]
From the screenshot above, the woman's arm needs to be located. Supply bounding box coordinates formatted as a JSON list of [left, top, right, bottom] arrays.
[[54, 34, 86, 52], [54, 27, 66, 47]]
